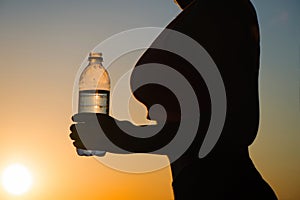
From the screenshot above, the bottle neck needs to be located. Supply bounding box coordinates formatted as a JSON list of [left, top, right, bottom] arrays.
[[89, 58, 102, 64]]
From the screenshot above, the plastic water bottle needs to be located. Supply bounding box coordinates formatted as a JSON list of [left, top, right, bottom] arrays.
[[77, 52, 110, 156]]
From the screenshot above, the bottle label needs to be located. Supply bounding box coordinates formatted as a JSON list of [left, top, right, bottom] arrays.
[[78, 90, 109, 114]]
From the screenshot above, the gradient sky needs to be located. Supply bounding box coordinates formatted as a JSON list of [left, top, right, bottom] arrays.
[[0, 0, 299, 199]]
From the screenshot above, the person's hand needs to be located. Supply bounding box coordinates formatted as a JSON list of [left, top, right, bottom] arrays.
[[69, 113, 125, 155], [70, 112, 180, 156], [70, 113, 152, 155]]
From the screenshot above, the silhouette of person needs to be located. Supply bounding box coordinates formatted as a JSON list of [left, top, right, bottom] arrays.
[[70, 0, 278, 199]]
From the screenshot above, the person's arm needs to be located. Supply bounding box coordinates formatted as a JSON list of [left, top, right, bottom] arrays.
[[70, 1, 206, 156]]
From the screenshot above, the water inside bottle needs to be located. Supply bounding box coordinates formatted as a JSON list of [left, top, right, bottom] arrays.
[[78, 89, 109, 156], [77, 149, 106, 157], [78, 90, 110, 114]]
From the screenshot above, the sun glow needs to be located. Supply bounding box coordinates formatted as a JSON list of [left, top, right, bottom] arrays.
[[1, 163, 33, 196]]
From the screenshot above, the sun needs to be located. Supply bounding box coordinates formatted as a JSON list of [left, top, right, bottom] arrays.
[[1, 163, 33, 196]]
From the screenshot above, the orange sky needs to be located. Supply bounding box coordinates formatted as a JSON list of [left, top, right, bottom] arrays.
[[0, 0, 299, 199]]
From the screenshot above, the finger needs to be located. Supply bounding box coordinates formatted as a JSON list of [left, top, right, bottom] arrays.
[[70, 124, 78, 141], [72, 113, 95, 122], [70, 124, 76, 132], [73, 141, 86, 150], [72, 113, 85, 122], [72, 113, 111, 123], [69, 132, 78, 140], [69, 124, 80, 140]]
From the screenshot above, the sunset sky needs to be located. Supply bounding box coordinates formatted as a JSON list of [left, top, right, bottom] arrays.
[[0, 0, 299, 199]]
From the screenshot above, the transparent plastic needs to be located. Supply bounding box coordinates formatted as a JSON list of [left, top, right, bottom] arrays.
[[77, 52, 110, 157]]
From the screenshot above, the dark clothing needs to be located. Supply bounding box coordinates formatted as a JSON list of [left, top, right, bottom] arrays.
[[132, 0, 277, 199], [172, 149, 277, 199]]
